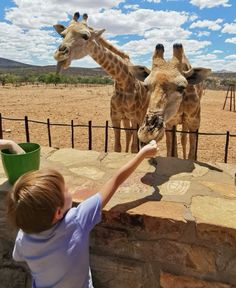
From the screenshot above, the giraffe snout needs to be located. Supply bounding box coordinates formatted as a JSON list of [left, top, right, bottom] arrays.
[[146, 114, 164, 132], [58, 45, 70, 55]]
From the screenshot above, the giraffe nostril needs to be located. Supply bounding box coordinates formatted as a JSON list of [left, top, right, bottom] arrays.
[[58, 45, 69, 54]]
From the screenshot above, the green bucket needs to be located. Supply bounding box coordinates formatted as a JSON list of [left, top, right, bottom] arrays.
[[1, 142, 40, 184]]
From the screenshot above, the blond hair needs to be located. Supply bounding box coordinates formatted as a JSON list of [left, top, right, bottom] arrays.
[[6, 168, 65, 234]]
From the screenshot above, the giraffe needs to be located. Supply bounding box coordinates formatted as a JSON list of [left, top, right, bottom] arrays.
[[138, 43, 211, 160], [53, 12, 150, 153]]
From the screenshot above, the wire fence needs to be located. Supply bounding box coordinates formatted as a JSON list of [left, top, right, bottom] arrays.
[[0, 113, 236, 163]]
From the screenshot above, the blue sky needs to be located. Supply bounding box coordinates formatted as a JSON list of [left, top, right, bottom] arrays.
[[0, 0, 236, 71]]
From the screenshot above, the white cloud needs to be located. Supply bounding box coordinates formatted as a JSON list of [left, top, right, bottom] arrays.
[[190, 19, 223, 31], [195, 53, 217, 60], [1, 0, 235, 72], [0, 22, 57, 65], [225, 37, 236, 44], [190, 0, 231, 9], [121, 37, 211, 62], [90, 9, 190, 36], [144, 27, 192, 41], [189, 14, 198, 22], [225, 55, 236, 59], [0, 2, 194, 67], [123, 4, 140, 10], [145, 0, 161, 3], [192, 55, 236, 72], [197, 31, 210, 37], [222, 22, 236, 34], [5, 0, 125, 29], [212, 50, 223, 53]]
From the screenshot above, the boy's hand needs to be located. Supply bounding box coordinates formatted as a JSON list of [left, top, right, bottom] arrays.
[[0, 139, 25, 154], [139, 140, 158, 158]]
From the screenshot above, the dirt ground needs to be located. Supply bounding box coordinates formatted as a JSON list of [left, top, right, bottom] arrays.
[[0, 84, 236, 163]]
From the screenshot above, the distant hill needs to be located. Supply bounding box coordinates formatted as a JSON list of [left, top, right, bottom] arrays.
[[0, 58, 35, 68], [0, 57, 107, 77], [0, 57, 235, 82]]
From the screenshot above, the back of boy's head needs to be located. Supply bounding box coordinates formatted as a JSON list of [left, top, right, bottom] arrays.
[[6, 168, 65, 234]]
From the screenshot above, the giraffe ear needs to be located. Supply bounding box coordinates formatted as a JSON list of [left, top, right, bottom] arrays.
[[91, 29, 106, 40], [53, 24, 66, 37], [186, 68, 211, 85], [129, 65, 151, 82]]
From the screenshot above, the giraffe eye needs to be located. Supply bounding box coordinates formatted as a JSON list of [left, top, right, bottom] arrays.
[[81, 34, 89, 40], [176, 85, 186, 93]]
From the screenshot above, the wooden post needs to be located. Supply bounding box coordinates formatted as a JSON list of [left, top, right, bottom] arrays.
[[88, 120, 92, 150], [194, 129, 199, 161], [223, 84, 235, 112], [105, 121, 109, 153], [71, 120, 74, 148], [24, 116, 30, 142], [224, 131, 230, 163], [0, 113, 3, 139], [47, 118, 52, 147]]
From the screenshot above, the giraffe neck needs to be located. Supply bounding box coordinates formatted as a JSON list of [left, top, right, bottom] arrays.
[[87, 40, 133, 89], [97, 37, 129, 61]]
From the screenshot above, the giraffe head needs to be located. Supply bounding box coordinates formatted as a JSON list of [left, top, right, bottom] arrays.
[[138, 43, 211, 144], [53, 12, 105, 72]]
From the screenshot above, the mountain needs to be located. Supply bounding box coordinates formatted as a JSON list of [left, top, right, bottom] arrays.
[[0, 57, 107, 77], [0, 58, 35, 68]]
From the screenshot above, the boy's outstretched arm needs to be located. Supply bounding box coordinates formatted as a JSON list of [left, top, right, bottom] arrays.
[[99, 141, 158, 208]]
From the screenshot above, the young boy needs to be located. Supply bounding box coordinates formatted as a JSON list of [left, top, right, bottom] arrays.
[[7, 141, 158, 288]]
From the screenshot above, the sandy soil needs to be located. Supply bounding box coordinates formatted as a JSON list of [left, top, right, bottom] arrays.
[[0, 84, 236, 163]]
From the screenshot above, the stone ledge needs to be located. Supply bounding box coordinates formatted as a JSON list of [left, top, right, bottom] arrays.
[[160, 271, 231, 288], [1, 148, 236, 287]]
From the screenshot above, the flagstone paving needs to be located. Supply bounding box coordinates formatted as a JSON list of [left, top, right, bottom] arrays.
[[1, 146, 235, 229]]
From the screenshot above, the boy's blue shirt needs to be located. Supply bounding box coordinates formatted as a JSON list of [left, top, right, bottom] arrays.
[[13, 193, 102, 288]]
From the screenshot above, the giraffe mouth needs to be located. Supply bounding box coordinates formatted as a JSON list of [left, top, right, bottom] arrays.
[[138, 113, 165, 144], [54, 46, 71, 70], [138, 126, 165, 144]]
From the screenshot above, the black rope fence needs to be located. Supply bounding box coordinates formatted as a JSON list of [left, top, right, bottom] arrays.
[[0, 113, 236, 163]]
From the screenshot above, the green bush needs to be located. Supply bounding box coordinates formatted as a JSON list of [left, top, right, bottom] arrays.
[[0, 72, 113, 85]]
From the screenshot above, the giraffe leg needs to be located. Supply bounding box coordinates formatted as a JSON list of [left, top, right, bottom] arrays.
[[187, 117, 200, 160], [131, 120, 139, 153], [123, 118, 132, 153], [174, 132, 178, 158], [181, 123, 188, 159], [165, 129, 172, 157], [188, 128, 199, 160], [112, 119, 122, 152], [166, 126, 178, 157]]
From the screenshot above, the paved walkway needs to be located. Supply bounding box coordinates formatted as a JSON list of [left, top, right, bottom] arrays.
[[1, 147, 236, 230]]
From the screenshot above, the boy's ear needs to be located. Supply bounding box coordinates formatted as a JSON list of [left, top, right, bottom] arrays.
[[53, 207, 63, 222]]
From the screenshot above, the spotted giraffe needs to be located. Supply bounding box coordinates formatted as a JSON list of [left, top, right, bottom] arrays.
[[138, 43, 211, 159], [53, 12, 150, 153]]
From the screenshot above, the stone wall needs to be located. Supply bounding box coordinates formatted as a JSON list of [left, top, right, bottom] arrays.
[[0, 190, 31, 288], [1, 148, 236, 287], [90, 210, 236, 288], [1, 192, 236, 288]]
